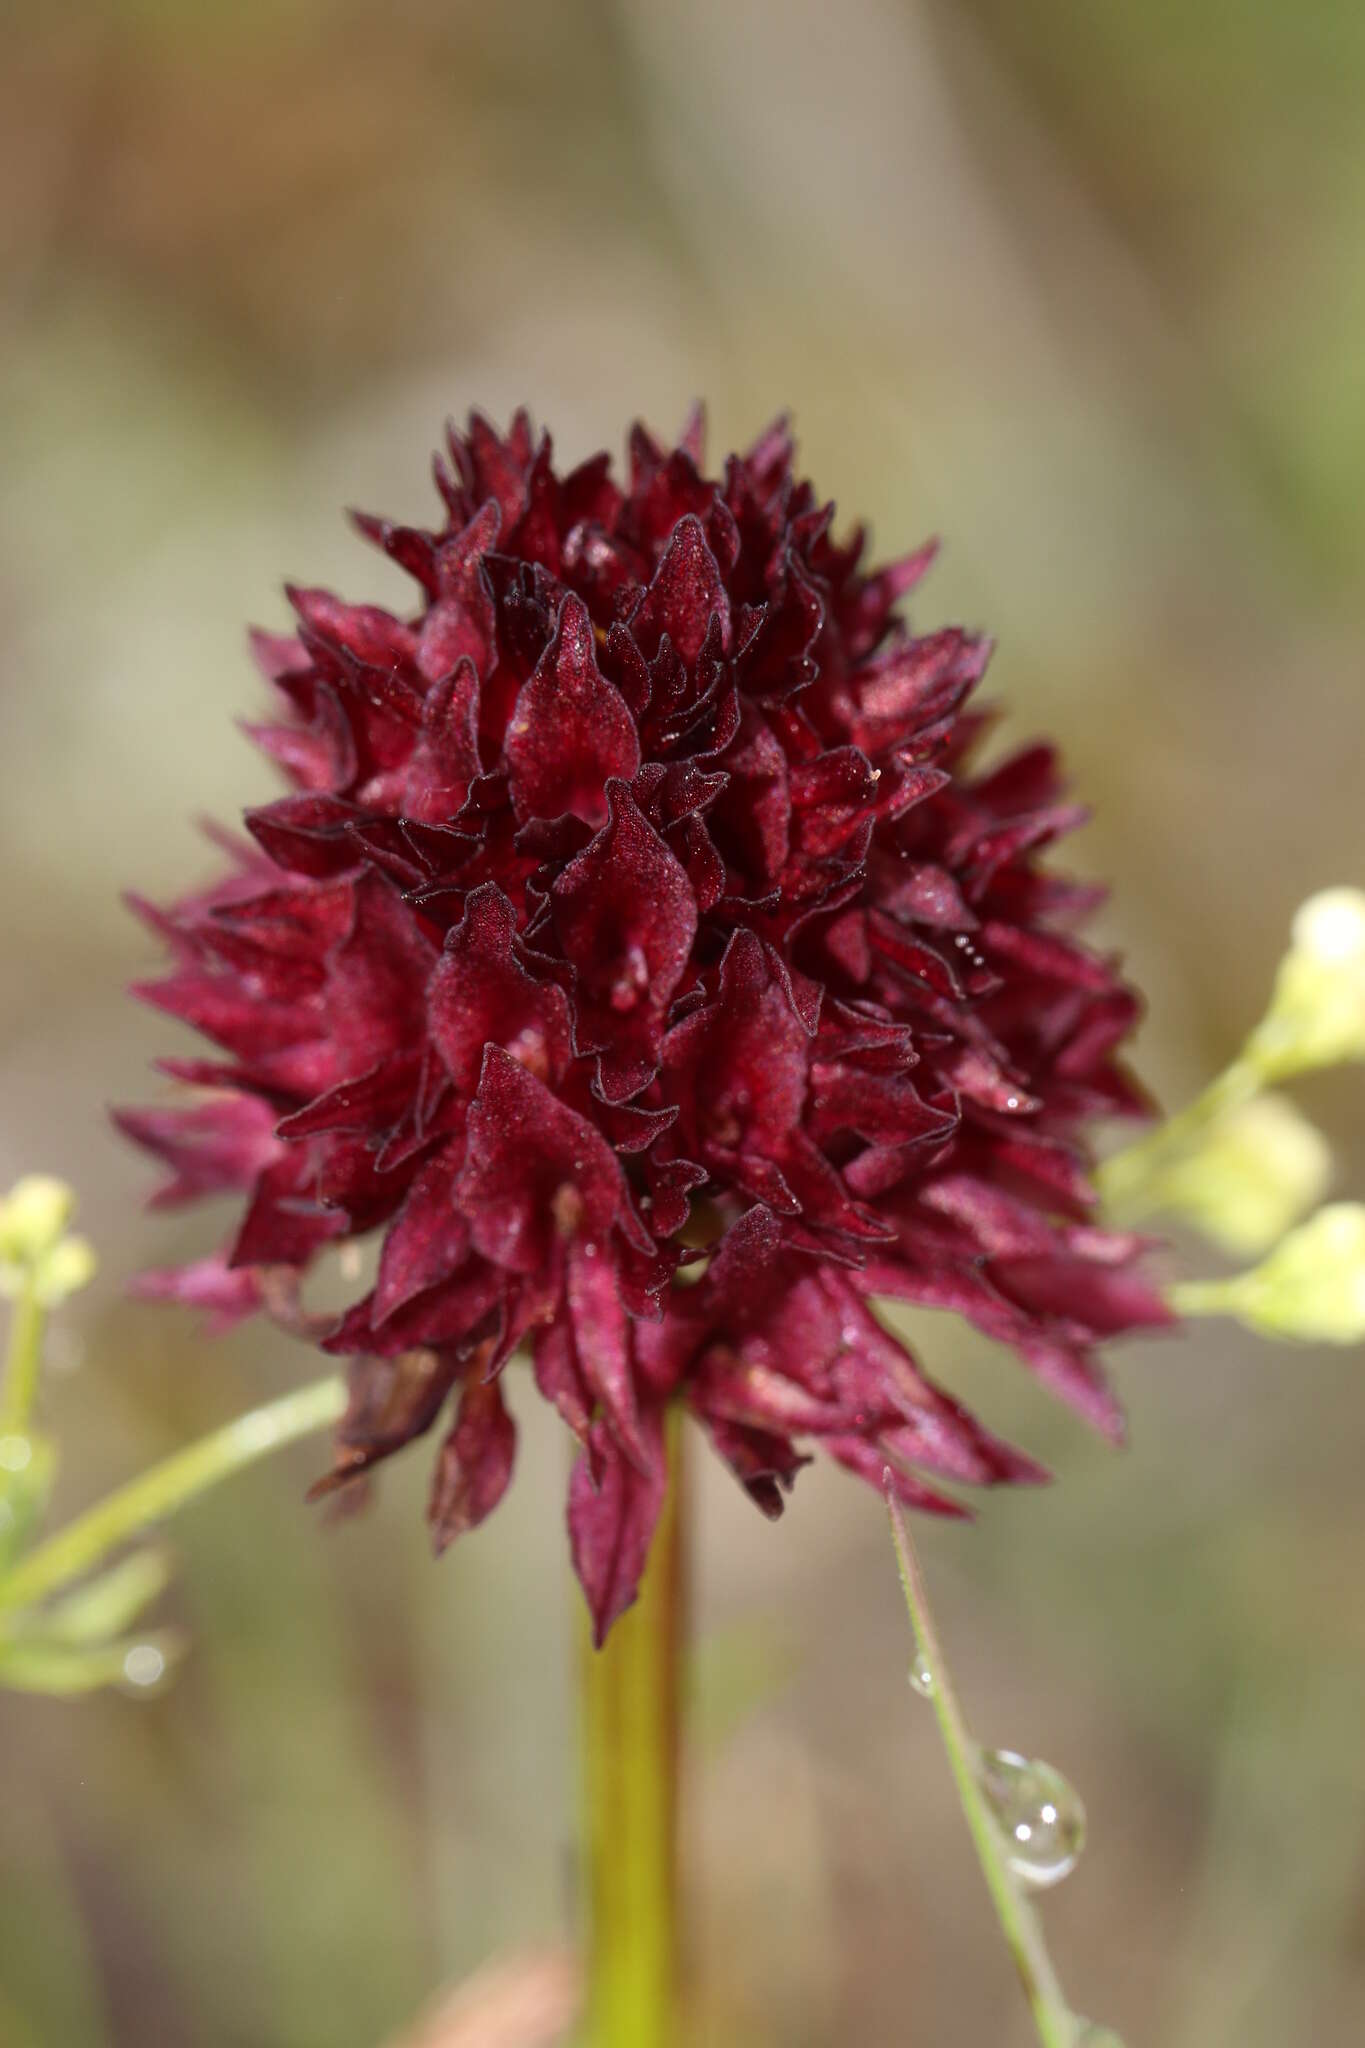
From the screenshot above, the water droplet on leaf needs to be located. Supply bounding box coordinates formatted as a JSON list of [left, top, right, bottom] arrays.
[[907, 1652, 935, 1698], [976, 1747, 1085, 1889]]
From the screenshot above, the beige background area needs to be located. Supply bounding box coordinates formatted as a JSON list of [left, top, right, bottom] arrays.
[[2, 3, 1364, 2043]]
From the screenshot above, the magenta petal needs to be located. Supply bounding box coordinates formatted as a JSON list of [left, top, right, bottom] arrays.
[[115, 1096, 279, 1208], [427, 884, 572, 1098], [697, 1413, 809, 1518], [129, 1253, 263, 1333], [506, 594, 640, 825], [566, 1240, 651, 1471], [326, 872, 436, 1075], [627, 514, 732, 664], [276, 1054, 420, 1140], [534, 1319, 593, 1441], [551, 781, 698, 1012], [404, 657, 482, 823], [323, 1348, 463, 1484], [230, 1152, 343, 1268], [825, 1433, 969, 1518], [550, 779, 698, 1088], [662, 928, 809, 1159], [417, 501, 499, 681], [568, 1413, 668, 1647], [244, 793, 365, 877], [373, 1146, 469, 1324], [989, 1254, 1177, 1336], [457, 1046, 648, 1272], [287, 585, 419, 673], [430, 1376, 517, 1551]]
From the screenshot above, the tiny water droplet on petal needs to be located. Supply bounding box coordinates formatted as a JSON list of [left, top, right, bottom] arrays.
[[976, 1747, 1085, 1889], [907, 1652, 935, 1699]]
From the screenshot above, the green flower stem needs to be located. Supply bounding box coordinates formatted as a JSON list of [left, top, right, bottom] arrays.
[[581, 1407, 685, 2048], [1, 1280, 47, 1438], [0, 1372, 347, 1616], [885, 1482, 1077, 2048]]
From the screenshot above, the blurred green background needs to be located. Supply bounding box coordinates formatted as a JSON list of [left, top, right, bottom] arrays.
[[2, 3, 1364, 2043]]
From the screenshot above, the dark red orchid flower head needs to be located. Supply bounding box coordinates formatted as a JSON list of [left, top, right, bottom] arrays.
[[121, 408, 1169, 1641]]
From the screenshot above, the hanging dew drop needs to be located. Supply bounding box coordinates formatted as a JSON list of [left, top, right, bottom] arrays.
[[976, 1747, 1086, 1889], [118, 1639, 179, 1697], [907, 1651, 935, 1698], [121, 1644, 166, 1690]]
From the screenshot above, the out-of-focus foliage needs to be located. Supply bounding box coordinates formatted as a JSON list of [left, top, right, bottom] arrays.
[[2, 2, 1364, 2044]]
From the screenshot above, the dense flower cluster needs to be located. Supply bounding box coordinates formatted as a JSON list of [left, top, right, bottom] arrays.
[[122, 411, 1168, 1638]]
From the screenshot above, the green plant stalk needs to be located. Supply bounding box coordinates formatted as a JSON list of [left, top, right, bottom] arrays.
[[0, 1372, 347, 1615], [581, 1407, 685, 2048], [885, 1482, 1077, 2048], [1, 1279, 47, 1437]]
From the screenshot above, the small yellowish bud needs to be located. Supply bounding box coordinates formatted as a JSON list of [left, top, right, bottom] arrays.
[[1292, 887, 1365, 963], [33, 1236, 98, 1308], [0, 1176, 76, 1265], [1174, 1202, 1365, 1344], [1248, 887, 1365, 1079], [1147, 1094, 1331, 1258]]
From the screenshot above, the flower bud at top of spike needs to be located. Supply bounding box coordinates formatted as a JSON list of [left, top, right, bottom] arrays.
[[1175, 1202, 1365, 1344], [1249, 887, 1365, 1080], [1147, 1093, 1331, 1259], [0, 1176, 76, 1268]]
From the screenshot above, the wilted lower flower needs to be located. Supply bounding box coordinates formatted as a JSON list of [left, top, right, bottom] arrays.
[[121, 411, 1167, 1639]]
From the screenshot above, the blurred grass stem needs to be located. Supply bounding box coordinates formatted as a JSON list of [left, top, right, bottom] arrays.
[[0, 1372, 347, 1614], [884, 1479, 1077, 2048], [581, 1407, 685, 2048]]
